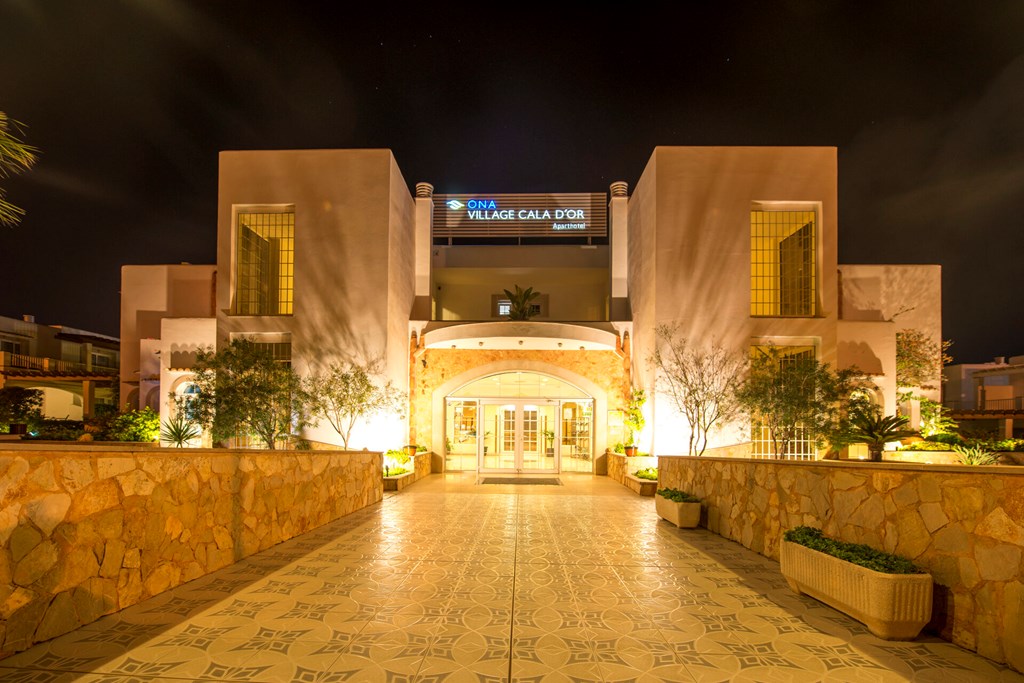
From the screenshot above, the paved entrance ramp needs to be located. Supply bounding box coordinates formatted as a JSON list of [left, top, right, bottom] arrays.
[[479, 477, 561, 485]]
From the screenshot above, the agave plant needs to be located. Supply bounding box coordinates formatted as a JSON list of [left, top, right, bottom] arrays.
[[847, 409, 917, 462], [160, 412, 200, 448], [502, 284, 540, 320], [953, 444, 1000, 466]]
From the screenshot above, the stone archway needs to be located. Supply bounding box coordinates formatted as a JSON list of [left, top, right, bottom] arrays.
[[409, 349, 630, 473]]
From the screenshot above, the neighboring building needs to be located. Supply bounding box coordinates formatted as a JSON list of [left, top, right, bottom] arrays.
[[0, 314, 119, 419], [121, 146, 942, 470], [944, 356, 1024, 438]]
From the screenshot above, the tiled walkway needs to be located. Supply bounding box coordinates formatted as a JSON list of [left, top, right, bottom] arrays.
[[2, 473, 1021, 682]]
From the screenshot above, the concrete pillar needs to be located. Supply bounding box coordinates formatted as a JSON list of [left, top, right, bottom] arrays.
[[609, 181, 629, 321], [1004, 418, 1014, 439], [82, 380, 95, 418], [413, 183, 434, 320]]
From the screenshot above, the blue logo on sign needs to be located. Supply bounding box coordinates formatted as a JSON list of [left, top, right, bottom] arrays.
[[446, 199, 464, 210]]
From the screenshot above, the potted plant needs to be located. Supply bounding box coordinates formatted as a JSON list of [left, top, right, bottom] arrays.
[[655, 488, 701, 528], [542, 429, 555, 455], [503, 284, 541, 320], [780, 526, 932, 640], [623, 389, 646, 456]]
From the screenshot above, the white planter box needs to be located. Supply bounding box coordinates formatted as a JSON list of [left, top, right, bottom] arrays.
[[780, 540, 933, 640], [655, 494, 701, 528]]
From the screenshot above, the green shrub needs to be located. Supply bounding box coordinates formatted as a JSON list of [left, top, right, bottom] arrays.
[[898, 441, 953, 451], [633, 467, 658, 480], [385, 449, 411, 465], [656, 488, 700, 503], [953, 444, 1000, 466], [27, 419, 85, 441], [991, 438, 1024, 452], [384, 465, 409, 476], [613, 442, 625, 454], [924, 432, 966, 447], [106, 407, 160, 442], [784, 526, 923, 574]]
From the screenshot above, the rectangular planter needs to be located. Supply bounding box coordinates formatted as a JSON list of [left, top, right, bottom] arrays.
[[655, 494, 701, 528], [780, 540, 933, 640], [623, 473, 657, 497], [383, 471, 415, 492]]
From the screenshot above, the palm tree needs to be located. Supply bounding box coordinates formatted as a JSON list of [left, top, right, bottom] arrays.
[[847, 409, 917, 462], [0, 112, 39, 227]]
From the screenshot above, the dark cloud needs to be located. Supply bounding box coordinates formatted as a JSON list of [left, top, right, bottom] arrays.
[[841, 54, 1024, 362]]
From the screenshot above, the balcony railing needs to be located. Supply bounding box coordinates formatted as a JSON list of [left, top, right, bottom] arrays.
[[0, 352, 118, 377], [945, 397, 1024, 412]]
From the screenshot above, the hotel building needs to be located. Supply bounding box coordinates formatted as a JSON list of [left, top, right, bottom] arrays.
[[120, 146, 942, 471]]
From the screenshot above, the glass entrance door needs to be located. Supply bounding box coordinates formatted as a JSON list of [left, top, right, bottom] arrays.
[[480, 401, 558, 473]]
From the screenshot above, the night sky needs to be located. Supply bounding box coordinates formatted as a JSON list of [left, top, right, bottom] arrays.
[[1, 2, 1022, 364]]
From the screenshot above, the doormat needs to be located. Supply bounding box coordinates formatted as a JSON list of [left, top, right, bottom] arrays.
[[479, 478, 562, 486]]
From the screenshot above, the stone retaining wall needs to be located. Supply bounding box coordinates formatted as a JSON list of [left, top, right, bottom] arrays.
[[0, 445, 382, 658], [608, 452, 658, 488], [659, 455, 1024, 672]]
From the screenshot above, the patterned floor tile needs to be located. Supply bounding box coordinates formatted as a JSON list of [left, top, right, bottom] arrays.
[[2, 472, 1020, 683]]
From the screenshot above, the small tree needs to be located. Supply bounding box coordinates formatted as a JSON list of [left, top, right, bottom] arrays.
[[896, 329, 952, 390], [304, 359, 405, 450], [0, 387, 43, 427], [623, 388, 647, 449], [503, 285, 540, 320], [651, 326, 745, 456], [736, 346, 861, 458], [184, 339, 306, 449]]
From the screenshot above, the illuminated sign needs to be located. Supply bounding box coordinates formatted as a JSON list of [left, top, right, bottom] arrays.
[[433, 193, 607, 238]]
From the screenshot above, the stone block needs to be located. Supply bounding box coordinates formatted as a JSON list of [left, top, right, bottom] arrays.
[[918, 502, 949, 533], [100, 540, 125, 579], [943, 486, 985, 527], [933, 524, 969, 554], [974, 507, 1024, 546], [59, 458, 94, 493], [96, 457, 135, 480], [917, 476, 942, 503], [1004, 581, 1024, 673], [832, 488, 868, 526], [116, 470, 155, 498], [0, 457, 30, 507], [117, 568, 142, 608], [13, 540, 58, 586], [34, 590, 80, 643], [0, 502, 22, 546], [893, 509, 930, 559], [4, 596, 47, 653], [10, 523, 41, 563], [0, 586, 34, 620], [143, 563, 178, 596], [850, 496, 885, 530], [975, 542, 1022, 582], [958, 557, 981, 589], [122, 548, 141, 569], [891, 483, 919, 508], [72, 577, 116, 625], [68, 480, 120, 523], [28, 462, 58, 492], [48, 544, 101, 594], [25, 493, 71, 536]]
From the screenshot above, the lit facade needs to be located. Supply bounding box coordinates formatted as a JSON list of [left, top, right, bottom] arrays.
[[120, 146, 942, 470]]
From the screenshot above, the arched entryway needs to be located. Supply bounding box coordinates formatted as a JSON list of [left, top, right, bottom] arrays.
[[443, 371, 596, 474]]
